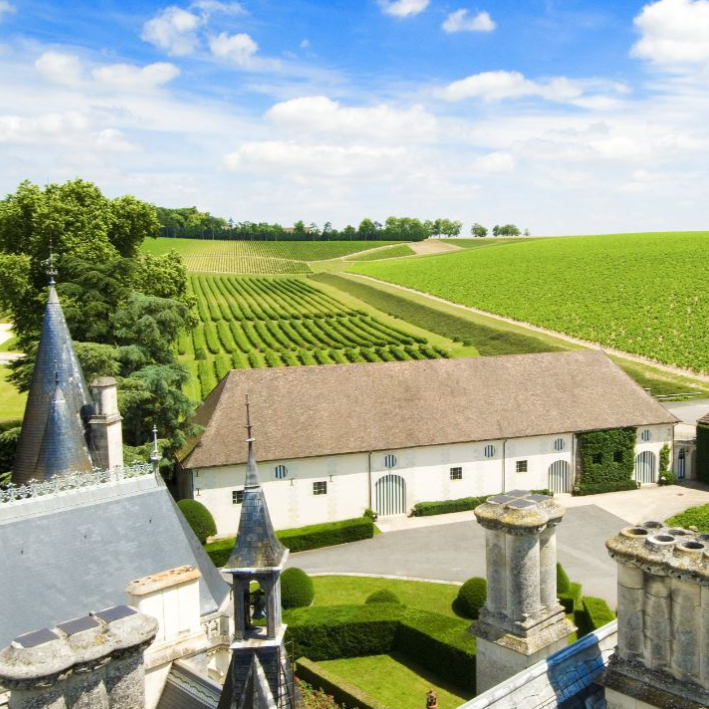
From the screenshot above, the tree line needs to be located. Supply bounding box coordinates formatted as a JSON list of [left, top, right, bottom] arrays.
[[157, 208, 529, 241]]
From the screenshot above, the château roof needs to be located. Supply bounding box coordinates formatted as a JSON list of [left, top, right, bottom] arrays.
[[12, 284, 95, 484], [179, 350, 678, 470], [224, 411, 287, 571]]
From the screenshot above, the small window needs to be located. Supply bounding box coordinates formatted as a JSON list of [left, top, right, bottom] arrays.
[[679, 448, 686, 460], [232, 489, 244, 505], [592, 453, 603, 464], [450, 467, 463, 480], [484, 445, 496, 458], [516, 460, 528, 473], [275, 464, 288, 479], [613, 451, 623, 463], [384, 454, 397, 469], [554, 438, 565, 451], [641, 429, 651, 442], [313, 481, 328, 496]]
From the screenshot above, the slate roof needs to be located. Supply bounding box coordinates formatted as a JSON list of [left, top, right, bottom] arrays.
[[698, 412, 709, 427], [0, 475, 229, 648], [12, 285, 95, 484], [179, 351, 678, 470]]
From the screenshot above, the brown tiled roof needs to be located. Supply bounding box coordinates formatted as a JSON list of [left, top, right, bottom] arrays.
[[178, 351, 678, 470], [698, 413, 709, 427]]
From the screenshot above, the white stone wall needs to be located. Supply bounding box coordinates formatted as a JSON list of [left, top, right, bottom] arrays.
[[194, 433, 580, 535], [634, 424, 674, 481]]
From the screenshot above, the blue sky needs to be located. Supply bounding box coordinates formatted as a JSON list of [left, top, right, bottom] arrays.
[[1, 0, 709, 233]]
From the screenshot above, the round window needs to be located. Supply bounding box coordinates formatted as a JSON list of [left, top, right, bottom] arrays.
[[554, 438, 565, 451], [384, 454, 397, 469], [484, 445, 496, 458], [275, 464, 288, 479]]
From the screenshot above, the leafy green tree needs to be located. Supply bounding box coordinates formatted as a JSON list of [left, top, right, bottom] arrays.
[[492, 224, 500, 237], [292, 220, 307, 237], [342, 225, 356, 239], [499, 224, 521, 236], [471, 223, 488, 237], [357, 218, 377, 239]]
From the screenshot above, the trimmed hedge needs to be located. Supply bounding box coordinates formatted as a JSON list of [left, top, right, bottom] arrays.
[[0, 419, 21, 474], [285, 604, 476, 692], [698, 423, 709, 484], [575, 427, 636, 495], [296, 658, 393, 709], [282, 568, 315, 609], [557, 563, 571, 594], [177, 499, 217, 544], [365, 589, 401, 605], [453, 577, 486, 619], [559, 582, 583, 614], [412, 490, 553, 517], [576, 596, 615, 636], [205, 516, 375, 567]]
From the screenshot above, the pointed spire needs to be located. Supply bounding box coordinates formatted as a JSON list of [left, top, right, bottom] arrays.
[[223, 398, 287, 571], [12, 267, 95, 485]]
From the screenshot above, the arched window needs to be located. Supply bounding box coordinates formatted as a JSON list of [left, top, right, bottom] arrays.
[[641, 429, 652, 442], [554, 438, 565, 451]]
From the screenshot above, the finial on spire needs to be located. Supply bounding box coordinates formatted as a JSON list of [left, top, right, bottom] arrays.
[[245, 394, 254, 443], [46, 237, 57, 286], [150, 424, 160, 473]]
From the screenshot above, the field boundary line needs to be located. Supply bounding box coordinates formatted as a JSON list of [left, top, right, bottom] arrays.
[[349, 273, 709, 384]]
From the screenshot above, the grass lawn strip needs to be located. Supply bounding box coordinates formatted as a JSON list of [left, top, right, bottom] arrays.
[[0, 366, 26, 420], [311, 576, 460, 618], [317, 653, 472, 709]]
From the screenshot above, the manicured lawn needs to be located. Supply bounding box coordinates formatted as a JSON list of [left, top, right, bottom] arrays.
[[0, 336, 19, 353], [0, 366, 26, 421], [311, 575, 460, 618], [318, 653, 472, 709], [666, 504, 709, 532]]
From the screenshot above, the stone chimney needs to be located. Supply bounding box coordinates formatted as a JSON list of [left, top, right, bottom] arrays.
[[0, 606, 157, 709], [471, 489, 575, 694], [601, 521, 709, 708], [90, 377, 123, 471]]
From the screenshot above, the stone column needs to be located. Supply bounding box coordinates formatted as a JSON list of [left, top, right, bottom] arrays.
[[89, 377, 123, 471], [539, 523, 558, 611], [671, 577, 701, 682], [233, 577, 249, 641], [616, 563, 644, 662], [506, 532, 541, 621], [484, 528, 507, 615]]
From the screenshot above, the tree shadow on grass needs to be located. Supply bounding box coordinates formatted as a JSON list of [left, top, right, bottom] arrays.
[[388, 651, 474, 702]]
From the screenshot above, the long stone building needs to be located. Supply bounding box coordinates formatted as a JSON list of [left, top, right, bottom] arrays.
[[177, 351, 677, 535]]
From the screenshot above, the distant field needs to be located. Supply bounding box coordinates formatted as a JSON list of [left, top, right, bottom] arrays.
[[353, 232, 709, 373], [346, 244, 415, 261], [142, 238, 397, 273], [443, 238, 535, 249], [182, 274, 450, 399]]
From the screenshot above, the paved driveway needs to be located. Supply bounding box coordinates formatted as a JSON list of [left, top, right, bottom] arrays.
[[287, 505, 625, 606], [664, 399, 709, 425]]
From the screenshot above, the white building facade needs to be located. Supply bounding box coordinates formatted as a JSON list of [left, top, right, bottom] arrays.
[[184, 424, 673, 535], [177, 352, 677, 536]]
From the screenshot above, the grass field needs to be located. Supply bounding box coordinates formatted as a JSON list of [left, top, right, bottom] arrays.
[[141, 238, 397, 273], [318, 653, 472, 709], [353, 232, 709, 374], [346, 244, 415, 261], [311, 576, 460, 618], [182, 274, 452, 399], [0, 366, 26, 421]]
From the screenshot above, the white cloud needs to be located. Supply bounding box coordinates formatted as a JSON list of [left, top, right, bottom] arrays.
[[378, 0, 429, 18], [440, 70, 585, 103], [472, 151, 515, 173], [190, 0, 244, 15], [224, 140, 405, 177], [35, 52, 83, 87], [0, 1, 16, 21], [632, 0, 709, 67], [442, 9, 496, 33], [92, 62, 180, 90], [141, 6, 202, 56], [93, 128, 138, 152], [266, 96, 438, 142], [209, 32, 258, 67], [0, 111, 90, 144], [300, 38, 310, 49]]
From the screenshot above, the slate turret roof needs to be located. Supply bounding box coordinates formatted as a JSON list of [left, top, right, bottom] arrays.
[[12, 267, 95, 485], [224, 402, 287, 572]]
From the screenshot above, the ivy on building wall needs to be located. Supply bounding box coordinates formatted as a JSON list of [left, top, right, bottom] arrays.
[[697, 423, 709, 484], [575, 427, 637, 496]]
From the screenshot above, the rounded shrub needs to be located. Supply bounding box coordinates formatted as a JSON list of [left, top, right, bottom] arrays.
[[177, 499, 217, 544], [281, 568, 315, 609], [453, 577, 487, 619], [365, 589, 401, 605], [556, 563, 571, 594]]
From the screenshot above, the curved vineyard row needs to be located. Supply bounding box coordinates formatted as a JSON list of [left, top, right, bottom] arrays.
[[183, 274, 448, 399]]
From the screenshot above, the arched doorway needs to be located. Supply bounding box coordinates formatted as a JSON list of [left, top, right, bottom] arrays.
[[635, 451, 657, 484], [375, 474, 407, 516], [548, 460, 572, 493]]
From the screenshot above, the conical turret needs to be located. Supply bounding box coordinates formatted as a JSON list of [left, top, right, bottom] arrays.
[[12, 254, 95, 484]]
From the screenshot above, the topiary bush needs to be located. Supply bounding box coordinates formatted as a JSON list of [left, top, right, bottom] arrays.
[[365, 589, 401, 605], [557, 563, 571, 593], [453, 577, 487, 619], [281, 568, 315, 609], [177, 499, 217, 544]]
